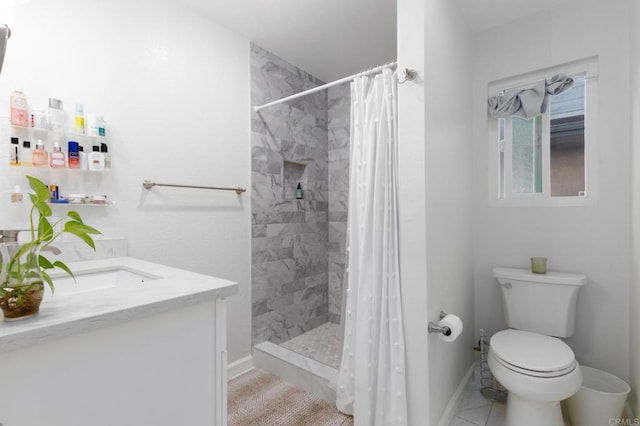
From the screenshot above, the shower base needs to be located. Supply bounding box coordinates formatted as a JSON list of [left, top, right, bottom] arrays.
[[253, 322, 342, 403], [280, 322, 341, 369]]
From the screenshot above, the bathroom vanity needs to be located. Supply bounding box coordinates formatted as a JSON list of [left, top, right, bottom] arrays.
[[0, 257, 237, 426]]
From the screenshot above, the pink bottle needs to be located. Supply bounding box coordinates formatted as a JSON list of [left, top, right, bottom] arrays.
[[32, 140, 48, 167], [50, 142, 65, 168]]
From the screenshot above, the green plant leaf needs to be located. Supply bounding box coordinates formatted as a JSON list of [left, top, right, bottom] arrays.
[[62, 227, 96, 249], [41, 271, 54, 294], [35, 200, 52, 217], [38, 255, 54, 270], [38, 216, 54, 241], [66, 211, 83, 223], [64, 221, 101, 235], [27, 175, 51, 202], [53, 261, 74, 280]]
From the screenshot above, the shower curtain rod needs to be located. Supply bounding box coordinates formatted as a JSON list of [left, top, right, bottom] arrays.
[[253, 61, 398, 112]]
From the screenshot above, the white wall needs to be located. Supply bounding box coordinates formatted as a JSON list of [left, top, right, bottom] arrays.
[[629, 0, 640, 416], [472, 0, 631, 381], [397, 0, 429, 423], [398, 0, 474, 424], [424, 1, 474, 424], [0, 0, 252, 363]]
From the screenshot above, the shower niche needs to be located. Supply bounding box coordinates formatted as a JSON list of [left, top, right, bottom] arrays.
[[282, 160, 307, 200]]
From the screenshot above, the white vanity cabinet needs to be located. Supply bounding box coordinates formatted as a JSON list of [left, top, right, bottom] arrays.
[[0, 257, 237, 426]]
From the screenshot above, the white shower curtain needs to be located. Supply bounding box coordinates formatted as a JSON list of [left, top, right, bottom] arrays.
[[336, 68, 407, 425]]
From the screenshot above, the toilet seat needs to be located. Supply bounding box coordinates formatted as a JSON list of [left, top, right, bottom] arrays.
[[490, 329, 577, 378]]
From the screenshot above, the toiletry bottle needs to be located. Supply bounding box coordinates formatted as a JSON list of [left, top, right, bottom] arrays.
[[68, 141, 80, 169], [100, 143, 111, 169], [10, 89, 28, 126], [48, 98, 64, 132], [9, 137, 20, 165], [21, 140, 32, 166], [50, 142, 65, 168], [79, 145, 88, 170], [296, 182, 303, 199], [74, 103, 85, 134], [30, 108, 48, 129], [86, 114, 98, 137], [11, 185, 23, 203], [97, 115, 107, 137], [88, 145, 104, 171], [32, 140, 49, 167], [50, 184, 59, 201]]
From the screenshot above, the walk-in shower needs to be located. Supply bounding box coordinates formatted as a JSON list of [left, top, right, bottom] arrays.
[[250, 45, 407, 419], [250, 43, 351, 395]]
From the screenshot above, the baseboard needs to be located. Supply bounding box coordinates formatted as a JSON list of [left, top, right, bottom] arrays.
[[227, 354, 254, 380], [437, 364, 475, 426]]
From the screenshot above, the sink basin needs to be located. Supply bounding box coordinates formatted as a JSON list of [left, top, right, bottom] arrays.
[[51, 267, 160, 296]]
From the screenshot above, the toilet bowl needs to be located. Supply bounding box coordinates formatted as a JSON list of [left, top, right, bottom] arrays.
[[488, 329, 582, 426], [489, 267, 586, 426]]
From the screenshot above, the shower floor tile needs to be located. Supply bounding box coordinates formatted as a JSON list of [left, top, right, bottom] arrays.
[[280, 322, 341, 368]]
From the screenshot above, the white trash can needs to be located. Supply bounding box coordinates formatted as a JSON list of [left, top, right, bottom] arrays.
[[568, 366, 630, 426]]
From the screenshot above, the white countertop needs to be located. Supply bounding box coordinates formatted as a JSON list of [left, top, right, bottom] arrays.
[[0, 257, 238, 354]]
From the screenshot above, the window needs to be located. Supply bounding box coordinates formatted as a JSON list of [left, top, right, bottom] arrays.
[[488, 58, 598, 206]]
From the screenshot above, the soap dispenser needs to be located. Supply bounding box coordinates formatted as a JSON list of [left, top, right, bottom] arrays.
[[296, 182, 303, 199]]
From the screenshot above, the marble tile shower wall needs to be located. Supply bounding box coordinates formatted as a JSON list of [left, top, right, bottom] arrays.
[[327, 83, 350, 324], [251, 44, 330, 345]]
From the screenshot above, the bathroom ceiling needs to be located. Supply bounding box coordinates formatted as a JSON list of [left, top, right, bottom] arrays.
[[454, 0, 581, 32], [182, 0, 578, 83], [182, 0, 397, 83]]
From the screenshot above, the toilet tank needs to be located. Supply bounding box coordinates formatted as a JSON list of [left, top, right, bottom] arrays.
[[493, 267, 586, 337]]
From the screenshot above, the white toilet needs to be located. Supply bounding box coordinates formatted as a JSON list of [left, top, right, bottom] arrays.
[[488, 267, 587, 426]]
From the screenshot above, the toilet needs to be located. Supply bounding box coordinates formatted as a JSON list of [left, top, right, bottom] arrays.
[[488, 267, 587, 426]]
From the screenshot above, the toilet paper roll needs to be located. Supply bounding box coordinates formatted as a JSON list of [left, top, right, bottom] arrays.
[[437, 314, 463, 342]]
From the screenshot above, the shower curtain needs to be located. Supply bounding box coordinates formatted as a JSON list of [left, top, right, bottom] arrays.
[[336, 68, 407, 425]]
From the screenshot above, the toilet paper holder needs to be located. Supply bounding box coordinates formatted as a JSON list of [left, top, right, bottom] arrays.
[[428, 311, 452, 336]]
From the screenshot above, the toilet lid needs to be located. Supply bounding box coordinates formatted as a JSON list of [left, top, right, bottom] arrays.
[[490, 329, 576, 377]]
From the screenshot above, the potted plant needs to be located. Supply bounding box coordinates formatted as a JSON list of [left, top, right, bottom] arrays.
[[0, 175, 101, 320]]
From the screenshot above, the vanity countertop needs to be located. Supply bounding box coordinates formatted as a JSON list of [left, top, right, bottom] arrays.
[[0, 257, 238, 354]]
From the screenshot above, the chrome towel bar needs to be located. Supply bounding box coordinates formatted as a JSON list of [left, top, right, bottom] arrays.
[[142, 180, 247, 195]]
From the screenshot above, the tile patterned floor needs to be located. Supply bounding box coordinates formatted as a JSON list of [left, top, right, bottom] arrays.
[[450, 369, 506, 426], [450, 366, 572, 426], [280, 322, 342, 368]]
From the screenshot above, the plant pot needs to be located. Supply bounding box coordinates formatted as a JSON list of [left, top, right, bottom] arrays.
[[0, 242, 45, 321], [0, 282, 44, 320]]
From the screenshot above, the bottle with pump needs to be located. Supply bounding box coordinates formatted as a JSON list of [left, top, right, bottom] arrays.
[[21, 141, 32, 166], [10, 90, 28, 126], [9, 137, 20, 165], [88, 145, 104, 171], [100, 143, 111, 169], [97, 116, 107, 137], [296, 182, 303, 199], [79, 145, 88, 170], [32, 140, 49, 167], [50, 142, 65, 168]]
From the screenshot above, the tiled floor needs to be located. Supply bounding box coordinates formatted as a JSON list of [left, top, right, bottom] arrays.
[[280, 322, 342, 368], [450, 366, 572, 426], [450, 369, 506, 426]]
